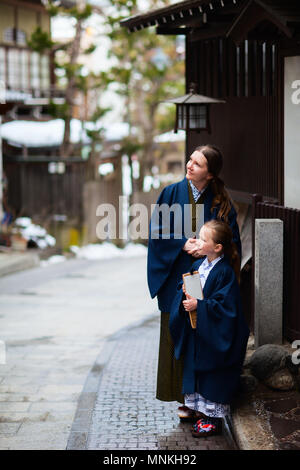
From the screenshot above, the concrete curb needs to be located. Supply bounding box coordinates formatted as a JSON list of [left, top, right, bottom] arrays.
[[0, 252, 40, 277], [230, 401, 277, 450], [66, 339, 117, 450], [66, 312, 159, 450]]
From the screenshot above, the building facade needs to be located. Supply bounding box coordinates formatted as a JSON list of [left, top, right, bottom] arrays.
[[0, 0, 55, 119]]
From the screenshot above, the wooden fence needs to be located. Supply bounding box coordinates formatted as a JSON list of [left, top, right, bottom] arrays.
[[252, 194, 300, 342]]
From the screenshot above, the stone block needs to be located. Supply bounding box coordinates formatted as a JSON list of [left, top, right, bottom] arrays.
[[254, 219, 283, 347]]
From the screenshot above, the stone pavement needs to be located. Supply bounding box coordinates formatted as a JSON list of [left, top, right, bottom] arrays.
[[0, 255, 157, 450], [67, 315, 235, 451]]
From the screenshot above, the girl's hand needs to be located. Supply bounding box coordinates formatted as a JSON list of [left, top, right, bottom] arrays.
[[182, 293, 197, 312]]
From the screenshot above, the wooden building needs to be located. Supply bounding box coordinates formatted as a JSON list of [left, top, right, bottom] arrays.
[[121, 0, 300, 341], [0, 0, 64, 120], [0, 0, 87, 249]]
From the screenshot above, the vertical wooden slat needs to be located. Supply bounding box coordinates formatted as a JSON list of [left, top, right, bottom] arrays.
[[291, 209, 297, 337], [212, 38, 219, 98], [239, 40, 245, 97], [221, 38, 228, 97], [277, 46, 284, 205], [228, 39, 236, 97], [256, 41, 263, 96], [265, 41, 273, 97], [185, 35, 190, 94], [248, 40, 255, 96], [198, 40, 204, 94], [206, 40, 212, 96], [295, 211, 300, 336]]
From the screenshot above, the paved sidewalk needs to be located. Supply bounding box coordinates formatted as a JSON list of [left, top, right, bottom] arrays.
[[0, 251, 40, 277], [0, 255, 157, 450], [67, 316, 234, 451]]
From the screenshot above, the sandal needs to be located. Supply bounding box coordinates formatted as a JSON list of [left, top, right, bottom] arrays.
[[178, 407, 198, 422], [190, 417, 206, 431], [191, 418, 222, 438], [178, 407, 207, 423]]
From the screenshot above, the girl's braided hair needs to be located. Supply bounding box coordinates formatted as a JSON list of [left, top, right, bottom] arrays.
[[204, 219, 240, 282]]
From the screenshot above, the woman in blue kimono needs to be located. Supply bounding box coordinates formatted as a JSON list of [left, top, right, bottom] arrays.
[[147, 144, 242, 415], [169, 220, 249, 437]]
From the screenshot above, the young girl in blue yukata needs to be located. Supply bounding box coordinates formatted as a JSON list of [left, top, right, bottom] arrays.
[[169, 219, 249, 437]]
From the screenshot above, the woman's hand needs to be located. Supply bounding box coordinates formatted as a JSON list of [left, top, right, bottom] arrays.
[[182, 238, 197, 252], [183, 239, 203, 258], [182, 293, 197, 312], [185, 239, 203, 258]]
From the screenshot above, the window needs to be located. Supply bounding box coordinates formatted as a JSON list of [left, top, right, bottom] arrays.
[[3, 28, 26, 45], [0, 47, 6, 84], [8, 48, 20, 89], [16, 30, 26, 46], [20, 50, 29, 90], [31, 51, 40, 89], [3, 28, 14, 43], [1, 48, 50, 93], [189, 105, 207, 129], [41, 54, 50, 90]]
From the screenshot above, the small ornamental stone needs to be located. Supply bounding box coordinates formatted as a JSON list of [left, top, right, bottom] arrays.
[[240, 374, 258, 393], [248, 344, 289, 381], [264, 369, 295, 391], [248, 344, 297, 391]]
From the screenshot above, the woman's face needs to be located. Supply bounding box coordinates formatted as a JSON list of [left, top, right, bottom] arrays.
[[186, 151, 213, 187]]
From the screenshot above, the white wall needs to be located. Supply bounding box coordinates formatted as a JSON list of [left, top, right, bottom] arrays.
[[284, 56, 300, 210]]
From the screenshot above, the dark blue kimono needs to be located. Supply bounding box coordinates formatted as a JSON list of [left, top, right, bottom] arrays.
[[147, 178, 241, 312], [169, 257, 249, 405]]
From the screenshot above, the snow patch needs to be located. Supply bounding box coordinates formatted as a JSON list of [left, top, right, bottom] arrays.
[[70, 242, 147, 260], [14, 217, 56, 249]]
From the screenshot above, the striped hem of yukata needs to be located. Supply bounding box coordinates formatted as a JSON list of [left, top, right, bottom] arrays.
[[184, 392, 230, 418]]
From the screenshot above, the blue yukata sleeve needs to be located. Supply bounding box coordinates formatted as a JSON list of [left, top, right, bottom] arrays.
[[168, 280, 189, 360], [147, 186, 187, 299]]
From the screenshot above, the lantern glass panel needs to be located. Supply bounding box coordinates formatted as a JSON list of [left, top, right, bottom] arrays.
[[177, 104, 187, 129], [189, 104, 207, 129]]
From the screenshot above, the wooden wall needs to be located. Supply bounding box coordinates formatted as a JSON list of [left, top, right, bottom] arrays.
[[185, 36, 283, 202], [4, 160, 87, 222]]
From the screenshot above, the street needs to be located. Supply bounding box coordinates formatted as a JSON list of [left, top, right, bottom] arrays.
[[0, 254, 157, 450]]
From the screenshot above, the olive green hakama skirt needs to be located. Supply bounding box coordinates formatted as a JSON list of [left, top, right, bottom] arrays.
[[156, 312, 185, 404]]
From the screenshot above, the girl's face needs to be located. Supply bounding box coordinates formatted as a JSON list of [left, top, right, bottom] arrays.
[[186, 151, 213, 187], [198, 226, 222, 261]]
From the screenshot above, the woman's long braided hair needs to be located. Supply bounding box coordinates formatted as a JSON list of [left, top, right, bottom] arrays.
[[195, 144, 232, 222]]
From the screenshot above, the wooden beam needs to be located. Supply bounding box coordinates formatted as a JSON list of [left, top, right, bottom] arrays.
[[156, 13, 204, 29], [188, 22, 231, 41], [156, 26, 191, 35], [226, 0, 294, 44]]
